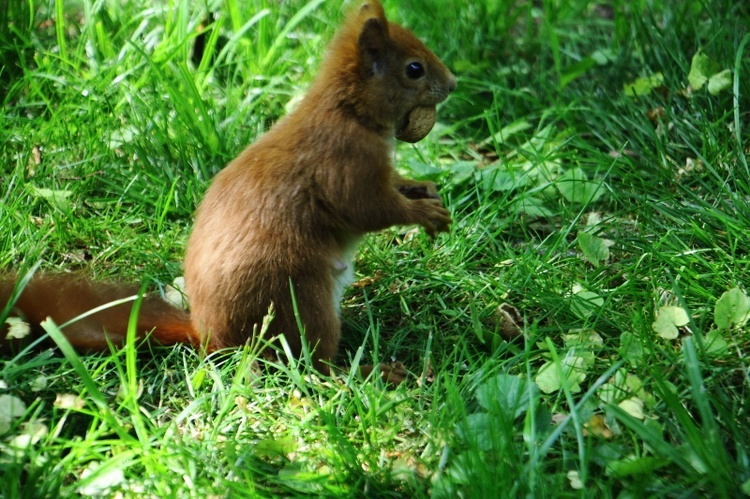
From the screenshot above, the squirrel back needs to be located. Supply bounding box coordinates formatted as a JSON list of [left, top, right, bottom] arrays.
[[2, 0, 455, 380]]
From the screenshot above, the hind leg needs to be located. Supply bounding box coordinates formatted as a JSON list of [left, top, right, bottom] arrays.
[[268, 276, 340, 375], [299, 298, 340, 376], [290, 280, 408, 383]]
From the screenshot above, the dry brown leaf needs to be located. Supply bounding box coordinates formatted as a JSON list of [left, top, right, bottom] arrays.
[[583, 414, 614, 438], [494, 302, 524, 340], [647, 106, 665, 125], [54, 393, 86, 410]]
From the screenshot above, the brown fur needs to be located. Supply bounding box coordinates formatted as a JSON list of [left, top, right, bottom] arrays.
[[0, 273, 197, 353], [1, 1, 456, 379]]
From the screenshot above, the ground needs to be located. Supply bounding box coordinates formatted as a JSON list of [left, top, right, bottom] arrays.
[[1, 0, 749, 496]]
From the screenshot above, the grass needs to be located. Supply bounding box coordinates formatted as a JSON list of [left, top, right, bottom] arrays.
[[1, 0, 749, 496]]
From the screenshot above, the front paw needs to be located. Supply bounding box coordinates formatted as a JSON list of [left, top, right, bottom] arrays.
[[415, 198, 452, 236], [398, 180, 440, 200]]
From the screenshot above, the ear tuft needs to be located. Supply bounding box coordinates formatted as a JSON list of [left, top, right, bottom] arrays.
[[358, 0, 387, 25]]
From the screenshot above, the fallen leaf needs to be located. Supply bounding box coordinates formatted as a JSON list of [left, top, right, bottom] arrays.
[[705, 330, 729, 356], [688, 50, 718, 90], [687, 50, 732, 95], [475, 373, 538, 419], [5, 317, 31, 340], [677, 157, 703, 180], [567, 470, 584, 490], [164, 276, 188, 309], [647, 106, 665, 125], [417, 357, 435, 387], [619, 332, 644, 366], [32, 186, 73, 212], [254, 436, 297, 457], [652, 306, 690, 339], [714, 287, 750, 330], [624, 73, 665, 96], [584, 414, 614, 438], [351, 271, 383, 288], [77, 462, 126, 496], [569, 290, 604, 320], [551, 413, 568, 425], [494, 302, 524, 340], [535, 354, 586, 394], [30, 376, 48, 392], [0, 394, 27, 434], [557, 168, 605, 205], [54, 394, 86, 410], [608, 149, 638, 159], [7, 422, 48, 453], [577, 231, 614, 267], [618, 397, 645, 419]]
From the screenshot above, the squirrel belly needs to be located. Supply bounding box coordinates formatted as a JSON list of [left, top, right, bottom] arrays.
[[2, 0, 455, 379], [331, 244, 358, 314]]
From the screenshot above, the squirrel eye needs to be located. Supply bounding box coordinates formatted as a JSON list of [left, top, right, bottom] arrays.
[[404, 61, 425, 79]]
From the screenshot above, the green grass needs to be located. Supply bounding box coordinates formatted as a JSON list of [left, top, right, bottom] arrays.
[[2, 0, 750, 496]]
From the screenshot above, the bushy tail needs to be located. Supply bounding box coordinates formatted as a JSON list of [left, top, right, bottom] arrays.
[[1, 273, 199, 354]]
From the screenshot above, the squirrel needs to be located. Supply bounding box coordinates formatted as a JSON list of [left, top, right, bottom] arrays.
[[0, 0, 456, 381]]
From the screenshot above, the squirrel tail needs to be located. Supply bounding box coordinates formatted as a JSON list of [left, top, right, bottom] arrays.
[[0, 273, 199, 354]]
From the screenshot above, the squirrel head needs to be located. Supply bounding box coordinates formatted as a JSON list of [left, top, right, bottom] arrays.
[[318, 0, 456, 142]]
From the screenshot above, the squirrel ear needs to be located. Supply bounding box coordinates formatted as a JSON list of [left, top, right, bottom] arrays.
[[358, 17, 389, 77], [358, 0, 386, 21]]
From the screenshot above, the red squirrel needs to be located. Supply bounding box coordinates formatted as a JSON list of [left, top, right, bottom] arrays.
[[0, 0, 456, 379]]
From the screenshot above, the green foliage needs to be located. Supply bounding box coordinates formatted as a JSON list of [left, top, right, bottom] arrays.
[[714, 287, 750, 330], [688, 50, 732, 95], [432, 374, 548, 496], [2, 0, 750, 496], [652, 306, 690, 340]]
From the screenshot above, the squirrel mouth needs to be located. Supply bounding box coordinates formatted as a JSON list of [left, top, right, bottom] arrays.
[[395, 106, 437, 143]]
